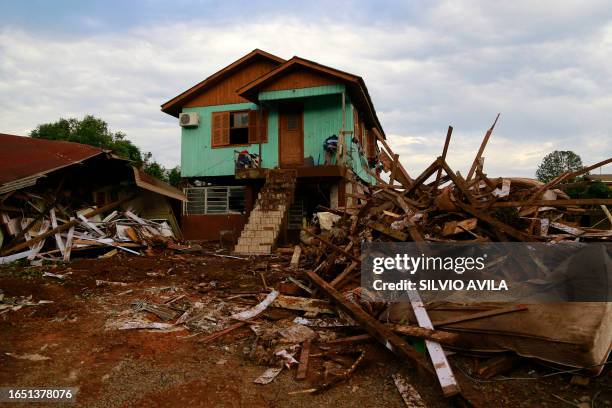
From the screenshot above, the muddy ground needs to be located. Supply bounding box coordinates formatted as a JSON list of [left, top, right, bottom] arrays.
[[1, 246, 610, 407]]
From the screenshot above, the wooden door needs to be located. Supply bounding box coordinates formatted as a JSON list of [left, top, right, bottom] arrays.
[[279, 106, 304, 167]]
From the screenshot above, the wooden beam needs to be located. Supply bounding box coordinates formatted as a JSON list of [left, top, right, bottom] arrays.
[[367, 220, 408, 241], [306, 270, 435, 374], [433, 305, 528, 327], [454, 200, 537, 242], [466, 113, 500, 182], [330, 261, 358, 288], [301, 228, 360, 263], [527, 157, 612, 204], [389, 324, 460, 346], [490, 198, 612, 207], [407, 290, 460, 397], [405, 158, 441, 196], [296, 339, 311, 380], [389, 153, 400, 185], [432, 125, 453, 192], [290, 245, 301, 269]]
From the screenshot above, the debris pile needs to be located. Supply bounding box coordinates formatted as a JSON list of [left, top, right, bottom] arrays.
[[288, 119, 612, 404], [0, 192, 180, 265]]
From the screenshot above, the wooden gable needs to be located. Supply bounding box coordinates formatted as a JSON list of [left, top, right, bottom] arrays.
[[260, 67, 339, 92], [184, 59, 279, 108]]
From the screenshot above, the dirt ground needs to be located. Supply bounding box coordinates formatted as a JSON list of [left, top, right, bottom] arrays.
[[1, 246, 610, 407]]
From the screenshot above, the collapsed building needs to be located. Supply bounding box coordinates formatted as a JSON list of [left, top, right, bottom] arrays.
[[0, 133, 186, 263]]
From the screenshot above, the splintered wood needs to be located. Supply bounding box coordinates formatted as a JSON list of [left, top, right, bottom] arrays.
[[297, 117, 609, 405]]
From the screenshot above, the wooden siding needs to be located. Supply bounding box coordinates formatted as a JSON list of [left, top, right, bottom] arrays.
[[184, 59, 278, 108], [261, 69, 338, 92]]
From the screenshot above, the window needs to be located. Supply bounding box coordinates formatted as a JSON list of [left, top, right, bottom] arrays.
[[184, 186, 246, 215], [229, 111, 249, 145], [211, 109, 268, 148]]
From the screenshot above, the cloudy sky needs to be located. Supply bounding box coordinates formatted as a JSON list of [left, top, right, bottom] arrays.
[[1, 0, 610, 177]]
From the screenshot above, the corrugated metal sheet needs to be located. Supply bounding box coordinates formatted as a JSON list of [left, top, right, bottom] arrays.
[[0, 134, 106, 193]]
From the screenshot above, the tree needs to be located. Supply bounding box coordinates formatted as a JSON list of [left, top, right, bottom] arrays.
[[167, 166, 181, 187], [536, 151, 584, 183], [30, 115, 179, 183], [142, 152, 167, 182]]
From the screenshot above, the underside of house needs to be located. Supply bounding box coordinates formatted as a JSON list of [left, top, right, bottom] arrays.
[[161, 49, 401, 252]]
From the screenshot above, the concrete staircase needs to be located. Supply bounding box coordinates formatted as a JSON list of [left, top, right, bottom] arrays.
[[234, 169, 297, 255]]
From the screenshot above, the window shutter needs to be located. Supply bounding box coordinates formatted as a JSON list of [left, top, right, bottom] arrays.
[[248, 109, 268, 144], [366, 129, 376, 159], [211, 111, 230, 147], [248, 110, 258, 144]]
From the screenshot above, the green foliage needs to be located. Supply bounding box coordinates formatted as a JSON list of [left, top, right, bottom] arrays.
[[535, 150, 584, 183], [566, 180, 611, 199], [142, 152, 167, 182], [167, 166, 182, 187], [30, 115, 180, 185]]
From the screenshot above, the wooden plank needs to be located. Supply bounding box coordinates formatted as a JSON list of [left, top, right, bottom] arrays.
[[63, 219, 75, 262], [491, 198, 612, 207], [442, 218, 478, 236], [526, 157, 612, 204], [433, 305, 528, 327], [49, 208, 65, 256], [406, 290, 460, 397], [2, 194, 135, 255], [405, 158, 441, 196], [321, 334, 372, 345], [466, 113, 499, 181], [296, 339, 311, 380], [392, 373, 427, 408], [306, 270, 436, 377], [389, 153, 400, 185], [373, 128, 413, 187], [432, 125, 453, 192], [301, 228, 360, 263], [368, 220, 408, 241], [290, 245, 301, 269], [454, 200, 537, 242], [601, 205, 612, 225], [330, 261, 358, 288], [475, 355, 519, 379], [198, 322, 247, 344], [272, 294, 335, 314], [0, 249, 34, 264], [78, 213, 106, 237], [389, 324, 460, 346]]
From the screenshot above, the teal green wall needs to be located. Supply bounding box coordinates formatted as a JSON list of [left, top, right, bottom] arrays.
[[181, 102, 278, 177], [180, 86, 375, 184]]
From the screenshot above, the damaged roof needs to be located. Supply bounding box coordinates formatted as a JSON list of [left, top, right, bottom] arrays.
[[132, 166, 187, 202], [0, 133, 107, 194], [0, 133, 186, 201]]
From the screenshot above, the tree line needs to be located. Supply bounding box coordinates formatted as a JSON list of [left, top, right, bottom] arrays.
[[30, 115, 180, 187]]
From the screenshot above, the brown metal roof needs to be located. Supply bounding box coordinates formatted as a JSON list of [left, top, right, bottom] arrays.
[[0, 133, 107, 193]]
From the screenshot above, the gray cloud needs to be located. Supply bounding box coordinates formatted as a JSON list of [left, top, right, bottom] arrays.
[[0, 1, 610, 178]]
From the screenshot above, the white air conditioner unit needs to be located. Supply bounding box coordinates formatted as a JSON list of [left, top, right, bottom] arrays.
[[179, 112, 199, 127]]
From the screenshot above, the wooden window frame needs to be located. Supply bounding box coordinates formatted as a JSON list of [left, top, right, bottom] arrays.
[[211, 109, 268, 149]]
